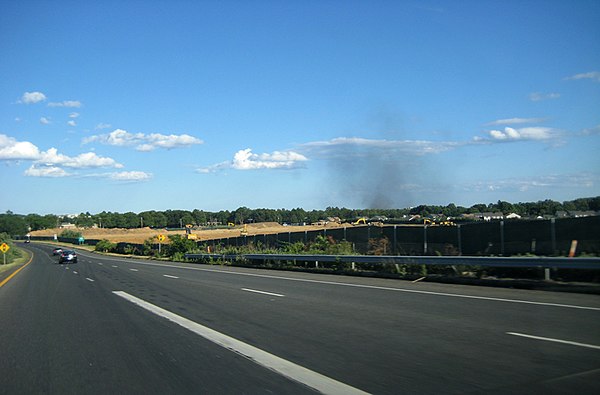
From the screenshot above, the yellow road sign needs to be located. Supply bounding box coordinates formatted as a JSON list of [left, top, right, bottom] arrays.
[[0, 243, 9, 253], [157, 234, 166, 242]]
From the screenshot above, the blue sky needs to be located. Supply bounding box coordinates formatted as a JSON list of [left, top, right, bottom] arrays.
[[1, 0, 599, 215]]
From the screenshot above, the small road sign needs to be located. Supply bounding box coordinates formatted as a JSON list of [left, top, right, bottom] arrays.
[[157, 234, 166, 242], [1, 242, 9, 264]]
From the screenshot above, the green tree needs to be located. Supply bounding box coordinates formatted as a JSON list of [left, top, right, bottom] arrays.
[[192, 209, 208, 225], [118, 212, 140, 228], [60, 229, 82, 239], [166, 235, 197, 256], [95, 239, 117, 253], [25, 213, 59, 230], [74, 212, 95, 228], [0, 212, 27, 235], [233, 206, 252, 224]]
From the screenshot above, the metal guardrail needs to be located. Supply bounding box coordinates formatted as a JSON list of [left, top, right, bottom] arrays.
[[184, 253, 600, 270]]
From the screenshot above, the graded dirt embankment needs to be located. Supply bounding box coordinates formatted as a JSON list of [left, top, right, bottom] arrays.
[[30, 222, 346, 244]]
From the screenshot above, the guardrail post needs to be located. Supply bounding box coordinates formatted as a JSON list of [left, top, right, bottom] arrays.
[[500, 221, 505, 256], [393, 225, 397, 255], [423, 225, 428, 255], [550, 218, 556, 255], [457, 224, 462, 255], [544, 267, 551, 281]]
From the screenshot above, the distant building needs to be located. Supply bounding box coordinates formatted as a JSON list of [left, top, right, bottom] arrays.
[[568, 211, 598, 218], [554, 210, 598, 218], [480, 212, 504, 221], [555, 211, 569, 218]]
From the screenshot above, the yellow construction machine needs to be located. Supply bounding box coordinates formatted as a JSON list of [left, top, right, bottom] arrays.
[[185, 224, 198, 240]]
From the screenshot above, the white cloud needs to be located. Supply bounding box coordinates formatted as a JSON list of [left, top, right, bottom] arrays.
[[20, 91, 46, 104], [565, 71, 600, 82], [69, 112, 79, 118], [84, 129, 203, 151], [0, 134, 124, 180], [95, 123, 112, 130], [482, 127, 556, 141], [233, 148, 307, 170], [487, 117, 545, 126], [529, 92, 560, 102], [24, 165, 69, 178], [465, 173, 599, 193], [300, 137, 461, 158], [199, 137, 465, 174], [198, 148, 307, 173], [0, 135, 41, 160], [84, 129, 143, 146], [146, 133, 204, 150], [582, 125, 600, 136], [37, 148, 123, 168], [109, 171, 152, 181], [47, 100, 82, 108], [40, 117, 51, 125], [67, 120, 77, 127]]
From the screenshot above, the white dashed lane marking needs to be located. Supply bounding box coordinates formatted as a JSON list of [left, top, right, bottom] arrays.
[[242, 288, 285, 297]]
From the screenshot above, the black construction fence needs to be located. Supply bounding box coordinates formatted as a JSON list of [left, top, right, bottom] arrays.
[[203, 216, 600, 257], [24, 216, 599, 258]]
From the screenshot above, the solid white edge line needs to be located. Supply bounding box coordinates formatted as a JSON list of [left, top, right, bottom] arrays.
[[507, 332, 600, 350], [113, 291, 369, 395], [163, 275, 179, 279], [242, 288, 285, 297]]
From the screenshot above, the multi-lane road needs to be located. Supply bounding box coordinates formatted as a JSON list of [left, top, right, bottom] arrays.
[[1, 243, 599, 394]]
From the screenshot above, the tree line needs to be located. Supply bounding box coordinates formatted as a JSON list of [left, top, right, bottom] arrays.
[[1, 196, 599, 235]]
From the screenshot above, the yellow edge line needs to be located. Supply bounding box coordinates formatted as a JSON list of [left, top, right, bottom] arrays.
[[0, 252, 34, 288]]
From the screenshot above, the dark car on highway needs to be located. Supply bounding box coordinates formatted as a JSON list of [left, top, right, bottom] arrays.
[[58, 250, 77, 264], [52, 247, 63, 255]]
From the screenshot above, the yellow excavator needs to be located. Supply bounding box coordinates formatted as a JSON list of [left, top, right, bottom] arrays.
[[185, 224, 198, 240], [353, 217, 367, 225]]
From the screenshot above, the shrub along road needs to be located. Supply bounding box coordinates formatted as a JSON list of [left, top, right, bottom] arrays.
[[1, 243, 599, 394]]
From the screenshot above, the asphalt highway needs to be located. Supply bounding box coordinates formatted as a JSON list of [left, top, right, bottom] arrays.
[[1, 243, 599, 394]]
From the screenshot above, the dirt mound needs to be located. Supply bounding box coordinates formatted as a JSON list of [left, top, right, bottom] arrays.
[[30, 221, 347, 244], [247, 222, 281, 229]]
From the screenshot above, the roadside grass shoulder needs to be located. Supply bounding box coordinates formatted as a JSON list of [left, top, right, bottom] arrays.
[[0, 247, 32, 274]]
